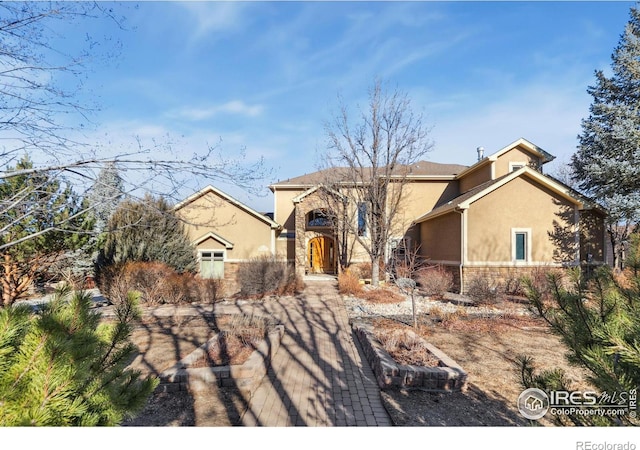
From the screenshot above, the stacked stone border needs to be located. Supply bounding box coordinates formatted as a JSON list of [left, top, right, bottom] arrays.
[[352, 320, 467, 392], [158, 315, 284, 399]]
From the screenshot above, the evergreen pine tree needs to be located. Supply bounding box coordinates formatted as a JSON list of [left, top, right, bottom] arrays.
[[0, 287, 157, 426], [0, 156, 93, 307], [573, 5, 640, 268], [519, 245, 640, 426], [98, 193, 196, 273], [87, 162, 125, 237]]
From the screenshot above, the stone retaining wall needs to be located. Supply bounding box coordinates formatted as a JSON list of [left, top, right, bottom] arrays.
[[157, 324, 284, 399], [352, 320, 467, 392]]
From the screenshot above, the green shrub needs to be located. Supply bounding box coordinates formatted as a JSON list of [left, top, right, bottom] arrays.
[[0, 288, 157, 426], [97, 194, 196, 273]]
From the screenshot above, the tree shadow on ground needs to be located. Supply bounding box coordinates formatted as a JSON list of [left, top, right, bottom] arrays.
[[111, 305, 253, 426], [380, 383, 530, 426], [239, 280, 390, 426]]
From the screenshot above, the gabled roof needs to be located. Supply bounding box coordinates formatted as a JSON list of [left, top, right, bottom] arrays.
[[269, 160, 469, 190], [455, 138, 555, 180], [414, 166, 600, 224], [488, 138, 555, 164], [192, 231, 234, 249], [292, 185, 347, 203], [175, 185, 281, 230]]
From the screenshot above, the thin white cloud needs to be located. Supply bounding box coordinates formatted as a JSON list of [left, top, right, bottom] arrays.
[[178, 2, 253, 44], [427, 80, 593, 168], [169, 101, 265, 121]]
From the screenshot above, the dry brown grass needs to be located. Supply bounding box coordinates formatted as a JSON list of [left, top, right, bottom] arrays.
[[128, 313, 275, 376], [428, 305, 469, 326], [371, 310, 593, 426], [98, 261, 225, 306], [359, 287, 405, 304], [189, 314, 275, 367], [373, 327, 440, 366], [338, 270, 362, 295], [415, 265, 454, 299]]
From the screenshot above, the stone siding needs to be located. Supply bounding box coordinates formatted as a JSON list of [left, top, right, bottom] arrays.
[[461, 265, 566, 294]]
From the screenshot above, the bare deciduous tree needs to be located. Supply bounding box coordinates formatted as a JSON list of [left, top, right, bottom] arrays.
[[0, 3, 269, 306], [320, 80, 433, 286]]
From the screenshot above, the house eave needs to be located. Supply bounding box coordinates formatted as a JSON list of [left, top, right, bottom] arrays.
[[176, 185, 282, 230]]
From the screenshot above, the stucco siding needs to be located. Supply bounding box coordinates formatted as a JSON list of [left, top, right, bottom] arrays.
[[419, 212, 461, 262], [177, 191, 274, 261], [396, 181, 459, 231], [466, 176, 576, 264], [580, 210, 606, 263], [459, 164, 492, 194], [493, 146, 542, 178], [274, 188, 303, 232]]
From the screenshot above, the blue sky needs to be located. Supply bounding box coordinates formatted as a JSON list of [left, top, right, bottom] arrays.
[[56, 1, 635, 212]]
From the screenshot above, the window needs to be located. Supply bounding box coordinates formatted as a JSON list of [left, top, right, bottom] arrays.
[[200, 251, 224, 279], [357, 202, 368, 236], [515, 233, 526, 260], [509, 162, 526, 172], [307, 209, 330, 227], [512, 229, 531, 262]]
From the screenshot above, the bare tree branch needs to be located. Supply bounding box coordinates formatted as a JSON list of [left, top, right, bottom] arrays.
[[318, 79, 433, 286]]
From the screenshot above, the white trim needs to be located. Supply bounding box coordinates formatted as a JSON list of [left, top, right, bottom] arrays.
[[487, 138, 554, 163], [461, 209, 468, 265], [416, 166, 586, 225], [425, 260, 462, 266], [459, 167, 581, 209], [463, 261, 567, 267], [292, 185, 347, 203], [193, 231, 234, 249], [271, 228, 276, 254], [511, 228, 532, 263], [270, 175, 461, 191], [509, 161, 527, 172], [225, 258, 251, 263], [490, 161, 496, 180], [574, 205, 581, 265], [455, 138, 554, 180], [175, 185, 281, 230]]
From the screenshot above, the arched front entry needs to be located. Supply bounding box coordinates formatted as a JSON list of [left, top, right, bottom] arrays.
[[307, 236, 335, 274]]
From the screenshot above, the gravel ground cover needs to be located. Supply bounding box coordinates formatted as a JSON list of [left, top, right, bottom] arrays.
[[343, 288, 588, 427]]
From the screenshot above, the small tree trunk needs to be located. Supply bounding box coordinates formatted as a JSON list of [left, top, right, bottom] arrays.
[[411, 292, 417, 328], [1, 255, 35, 308], [371, 255, 380, 287]]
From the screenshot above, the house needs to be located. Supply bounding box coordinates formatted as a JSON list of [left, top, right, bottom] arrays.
[[174, 185, 281, 293], [179, 138, 607, 293]]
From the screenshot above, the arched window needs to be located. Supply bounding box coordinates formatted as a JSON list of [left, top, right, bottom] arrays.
[[307, 209, 331, 227]]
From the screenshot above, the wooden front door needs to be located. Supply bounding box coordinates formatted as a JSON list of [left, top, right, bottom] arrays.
[[308, 236, 335, 273]]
